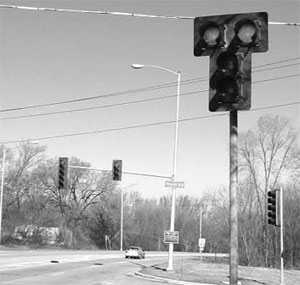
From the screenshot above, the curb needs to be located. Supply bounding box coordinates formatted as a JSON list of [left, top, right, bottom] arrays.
[[135, 271, 215, 285]]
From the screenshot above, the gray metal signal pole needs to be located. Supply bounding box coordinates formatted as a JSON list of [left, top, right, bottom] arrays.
[[120, 184, 124, 251], [0, 147, 6, 245], [230, 110, 238, 285], [280, 186, 284, 285], [199, 205, 203, 261]]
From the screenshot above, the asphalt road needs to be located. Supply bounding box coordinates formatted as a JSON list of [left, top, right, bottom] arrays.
[[0, 249, 188, 285]]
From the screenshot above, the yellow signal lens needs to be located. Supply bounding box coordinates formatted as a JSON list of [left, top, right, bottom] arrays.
[[216, 52, 239, 73]]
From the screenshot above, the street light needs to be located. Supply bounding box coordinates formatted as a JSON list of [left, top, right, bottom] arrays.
[[131, 63, 181, 271]]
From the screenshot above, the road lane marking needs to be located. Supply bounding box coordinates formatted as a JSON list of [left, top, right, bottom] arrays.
[[50, 271, 66, 276]]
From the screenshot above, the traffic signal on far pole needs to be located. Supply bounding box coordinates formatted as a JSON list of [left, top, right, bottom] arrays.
[[58, 157, 68, 189], [194, 12, 268, 112], [112, 160, 122, 181], [267, 190, 277, 226]]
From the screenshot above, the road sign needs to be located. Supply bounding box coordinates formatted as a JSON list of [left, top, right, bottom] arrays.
[[198, 238, 206, 250], [164, 231, 179, 244], [165, 181, 185, 188]]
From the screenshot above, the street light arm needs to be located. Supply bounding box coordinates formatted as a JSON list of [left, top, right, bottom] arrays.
[[145, 65, 179, 76], [131, 63, 179, 76]]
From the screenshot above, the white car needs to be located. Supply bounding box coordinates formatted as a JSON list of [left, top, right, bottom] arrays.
[[125, 246, 145, 259]]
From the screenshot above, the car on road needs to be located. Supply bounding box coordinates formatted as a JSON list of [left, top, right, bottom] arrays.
[[125, 246, 145, 259]]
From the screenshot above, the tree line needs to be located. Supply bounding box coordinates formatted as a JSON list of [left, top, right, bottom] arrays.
[[1, 114, 299, 269]]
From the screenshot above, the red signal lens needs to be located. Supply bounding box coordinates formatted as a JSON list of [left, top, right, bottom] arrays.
[[203, 25, 220, 47]]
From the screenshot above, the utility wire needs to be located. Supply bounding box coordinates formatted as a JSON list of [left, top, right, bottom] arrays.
[[0, 71, 299, 121], [0, 72, 299, 121], [0, 77, 207, 113], [0, 4, 300, 26], [0, 4, 194, 20], [1, 101, 299, 145], [252, 62, 299, 73], [253, 73, 299, 83], [0, 91, 206, 121], [252, 57, 300, 69], [0, 58, 299, 114]]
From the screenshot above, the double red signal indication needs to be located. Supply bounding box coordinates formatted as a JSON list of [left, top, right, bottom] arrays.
[[194, 12, 268, 112]]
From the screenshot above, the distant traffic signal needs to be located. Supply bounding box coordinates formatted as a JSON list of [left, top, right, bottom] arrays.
[[58, 157, 68, 189], [267, 190, 277, 226], [194, 12, 268, 112], [112, 160, 122, 181]]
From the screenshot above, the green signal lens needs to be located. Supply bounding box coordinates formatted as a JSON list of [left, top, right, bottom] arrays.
[[237, 21, 257, 44], [203, 26, 220, 47], [216, 76, 239, 99], [216, 52, 239, 73]]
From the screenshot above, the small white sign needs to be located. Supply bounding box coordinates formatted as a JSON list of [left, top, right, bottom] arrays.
[[164, 231, 179, 244], [198, 238, 206, 249], [165, 181, 185, 188]]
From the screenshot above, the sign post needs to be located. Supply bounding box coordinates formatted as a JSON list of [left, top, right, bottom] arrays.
[[198, 238, 206, 261]]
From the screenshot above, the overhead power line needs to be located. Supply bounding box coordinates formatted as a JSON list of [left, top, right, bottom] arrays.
[[0, 71, 299, 121], [0, 4, 194, 20], [0, 58, 299, 114], [0, 91, 206, 121], [252, 57, 300, 68], [0, 77, 207, 113], [0, 73, 212, 113], [0, 90, 205, 121], [0, 4, 300, 26], [252, 62, 299, 73], [1, 101, 299, 145]]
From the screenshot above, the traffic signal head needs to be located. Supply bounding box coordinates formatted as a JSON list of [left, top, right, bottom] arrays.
[[194, 12, 268, 56], [112, 160, 122, 181], [267, 190, 277, 226], [58, 157, 68, 189], [194, 12, 268, 112], [209, 51, 242, 111], [194, 21, 225, 56], [232, 17, 268, 52]]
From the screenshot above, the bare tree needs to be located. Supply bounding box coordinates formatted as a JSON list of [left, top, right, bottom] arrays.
[[239, 114, 297, 266], [202, 187, 230, 254], [2, 142, 46, 228], [238, 179, 264, 266], [36, 157, 115, 247]]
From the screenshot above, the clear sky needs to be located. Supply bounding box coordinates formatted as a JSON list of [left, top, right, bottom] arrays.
[[1, 0, 299, 198]]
